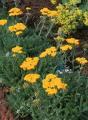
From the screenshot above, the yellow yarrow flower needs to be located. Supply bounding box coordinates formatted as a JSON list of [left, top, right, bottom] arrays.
[[42, 74, 67, 95], [40, 8, 58, 17], [76, 57, 88, 65], [24, 73, 40, 84], [46, 47, 57, 56], [0, 19, 7, 26], [66, 38, 80, 45], [8, 25, 16, 32], [12, 45, 23, 54], [20, 57, 39, 70], [9, 7, 23, 16], [60, 45, 72, 52], [14, 23, 26, 31], [40, 8, 50, 15], [39, 46, 57, 58], [8, 23, 26, 32], [39, 51, 47, 58]]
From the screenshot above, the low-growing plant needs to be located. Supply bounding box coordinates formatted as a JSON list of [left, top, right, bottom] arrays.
[[0, 2, 88, 120]]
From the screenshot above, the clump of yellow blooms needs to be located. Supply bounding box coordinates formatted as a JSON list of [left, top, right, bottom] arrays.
[[40, 8, 58, 17], [60, 44, 72, 52], [12, 45, 24, 54], [39, 46, 57, 58], [20, 57, 39, 70], [66, 38, 80, 45], [0, 19, 7, 26], [76, 57, 88, 65], [42, 74, 67, 95], [40, 8, 50, 15], [24, 73, 40, 84], [8, 23, 26, 32], [8, 7, 23, 16]]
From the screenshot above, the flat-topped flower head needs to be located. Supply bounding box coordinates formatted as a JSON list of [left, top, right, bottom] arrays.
[[39, 51, 47, 58], [60, 44, 72, 52], [46, 46, 57, 56], [8, 23, 26, 32], [76, 57, 88, 65], [66, 38, 80, 45], [24, 73, 40, 84], [40, 8, 58, 17], [9, 7, 23, 16], [20, 57, 39, 70], [0, 19, 7, 26], [39, 46, 57, 58], [8, 25, 16, 32], [40, 8, 50, 15], [42, 74, 67, 95], [12, 45, 23, 54], [14, 23, 26, 31]]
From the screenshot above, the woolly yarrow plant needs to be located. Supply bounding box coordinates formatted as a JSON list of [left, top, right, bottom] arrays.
[[0, 3, 88, 120]]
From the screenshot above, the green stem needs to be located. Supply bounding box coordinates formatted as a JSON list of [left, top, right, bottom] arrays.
[[46, 22, 54, 38], [72, 47, 75, 72], [36, 19, 43, 32], [78, 65, 82, 81], [64, 53, 67, 79], [39, 17, 46, 36]]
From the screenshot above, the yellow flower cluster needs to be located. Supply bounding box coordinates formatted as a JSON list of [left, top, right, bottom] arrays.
[[8, 7, 23, 16], [24, 73, 40, 84], [20, 57, 39, 70], [60, 44, 72, 52], [8, 23, 26, 35], [39, 46, 57, 58], [9, 23, 26, 32], [76, 57, 88, 65], [42, 74, 67, 95], [40, 8, 58, 17], [0, 19, 7, 26], [12, 45, 23, 54], [66, 38, 79, 45]]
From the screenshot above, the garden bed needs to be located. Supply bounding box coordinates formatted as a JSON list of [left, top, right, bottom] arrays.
[[0, 0, 88, 120]]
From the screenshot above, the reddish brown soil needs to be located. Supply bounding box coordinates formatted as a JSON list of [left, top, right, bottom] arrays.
[[0, 87, 14, 120]]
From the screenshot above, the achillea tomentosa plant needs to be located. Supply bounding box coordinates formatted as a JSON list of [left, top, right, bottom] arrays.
[[0, 4, 88, 120]]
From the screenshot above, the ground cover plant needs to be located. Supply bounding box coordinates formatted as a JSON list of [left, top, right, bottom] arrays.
[[0, 0, 88, 120]]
